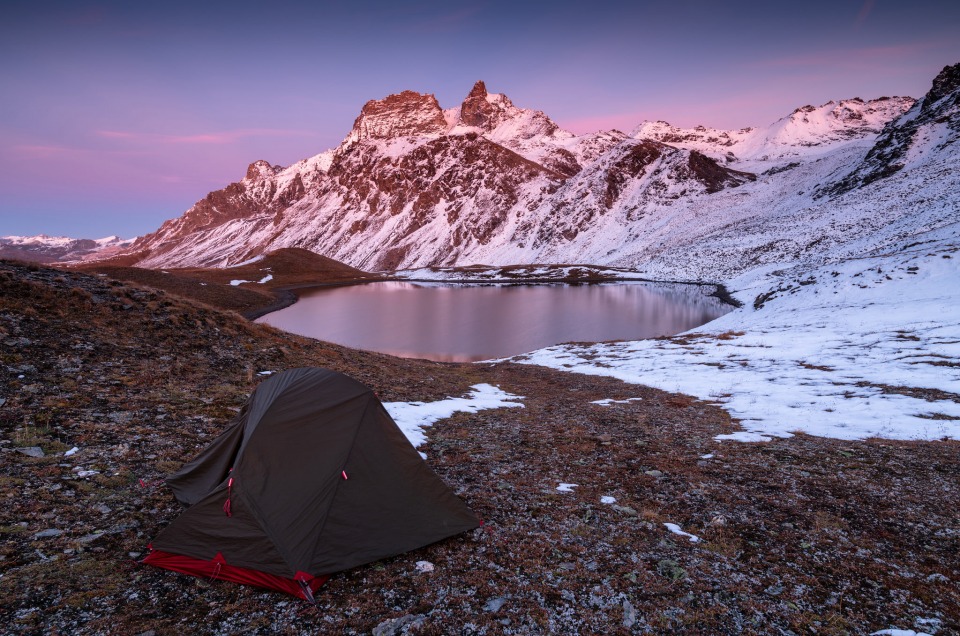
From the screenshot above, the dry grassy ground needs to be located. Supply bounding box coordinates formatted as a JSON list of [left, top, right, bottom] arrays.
[[0, 260, 957, 635]]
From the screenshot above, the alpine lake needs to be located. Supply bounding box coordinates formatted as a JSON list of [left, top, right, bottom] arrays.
[[256, 280, 733, 362]]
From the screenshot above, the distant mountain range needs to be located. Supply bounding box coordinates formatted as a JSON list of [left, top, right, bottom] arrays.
[[31, 64, 960, 283], [0, 235, 131, 264]]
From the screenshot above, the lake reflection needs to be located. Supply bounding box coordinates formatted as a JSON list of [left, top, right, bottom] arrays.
[[257, 281, 732, 362]]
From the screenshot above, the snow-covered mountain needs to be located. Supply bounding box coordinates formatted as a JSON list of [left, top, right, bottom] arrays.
[[0, 235, 132, 264], [511, 64, 960, 444], [112, 67, 956, 283], [631, 96, 914, 163]]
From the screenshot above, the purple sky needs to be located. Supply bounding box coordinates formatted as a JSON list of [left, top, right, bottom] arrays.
[[2, 0, 959, 239]]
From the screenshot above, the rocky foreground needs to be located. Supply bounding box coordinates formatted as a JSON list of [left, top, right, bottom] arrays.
[[1, 260, 957, 635]]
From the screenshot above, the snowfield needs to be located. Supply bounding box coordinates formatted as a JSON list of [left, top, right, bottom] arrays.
[[511, 234, 960, 442], [504, 70, 960, 445]]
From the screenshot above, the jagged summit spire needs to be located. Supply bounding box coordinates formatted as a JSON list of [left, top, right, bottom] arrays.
[[467, 80, 488, 99], [460, 80, 503, 129]]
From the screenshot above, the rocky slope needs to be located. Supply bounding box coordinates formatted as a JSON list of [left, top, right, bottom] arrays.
[[821, 63, 960, 196], [2, 260, 958, 634]]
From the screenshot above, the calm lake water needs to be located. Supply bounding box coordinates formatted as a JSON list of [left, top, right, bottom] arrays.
[[257, 281, 732, 362]]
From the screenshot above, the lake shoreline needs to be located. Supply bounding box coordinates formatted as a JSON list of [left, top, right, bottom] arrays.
[[244, 273, 740, 322], [255, 278, 734, 362]]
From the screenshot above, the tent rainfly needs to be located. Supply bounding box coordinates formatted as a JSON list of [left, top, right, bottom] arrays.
[[143, 367, 480, 601]]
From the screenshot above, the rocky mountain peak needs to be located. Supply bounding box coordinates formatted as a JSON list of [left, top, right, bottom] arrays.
[[245, 160, 278, 181], [820, 62, 958, 198], [340, 90, 447, 150], [467, 80, 488, 99], [459, 79, 517, 130], [923, 62, 960, 112]]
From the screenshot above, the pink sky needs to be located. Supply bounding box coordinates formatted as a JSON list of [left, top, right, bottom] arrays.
[[1, 0, 958, 238]]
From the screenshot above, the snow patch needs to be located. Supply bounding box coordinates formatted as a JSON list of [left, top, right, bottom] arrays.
[[226, 255, 264, 268], [556, 483, 578, 493], [591, 398, 643, 406], [664, 523, 701, 543], [384, 384, 525, 450]]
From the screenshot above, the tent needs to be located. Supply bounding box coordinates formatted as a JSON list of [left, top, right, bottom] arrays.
[[143, 367, 480, 601]]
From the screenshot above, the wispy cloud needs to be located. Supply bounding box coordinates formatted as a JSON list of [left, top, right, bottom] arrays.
[[747, 42, 939, 71], [12, 142, 147, 159], [853, 0, 877, 30], [409, 6, 483, 33], [96, 128, 315, 145]]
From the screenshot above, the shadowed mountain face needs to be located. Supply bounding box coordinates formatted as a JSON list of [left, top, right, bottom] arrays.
[[820, 63, 960, 197]]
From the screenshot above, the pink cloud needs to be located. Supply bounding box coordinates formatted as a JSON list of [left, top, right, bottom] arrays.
[[748, 42, 939, 71], [13, 144, 78, 158], [96, 128, 315, 145]]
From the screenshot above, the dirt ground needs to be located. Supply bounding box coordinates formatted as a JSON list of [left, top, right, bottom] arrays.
[[0, 260, 957, 635]]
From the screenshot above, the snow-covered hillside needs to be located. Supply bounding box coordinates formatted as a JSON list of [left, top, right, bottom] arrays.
[[510, 63, 960, 443], [513, 233, 960, 442]]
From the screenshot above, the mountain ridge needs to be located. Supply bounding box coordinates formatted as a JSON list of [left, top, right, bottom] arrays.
[[91, 66, 957, 280]]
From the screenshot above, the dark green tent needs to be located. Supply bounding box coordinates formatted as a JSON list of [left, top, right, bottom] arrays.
[[143, 367, 479, 600]]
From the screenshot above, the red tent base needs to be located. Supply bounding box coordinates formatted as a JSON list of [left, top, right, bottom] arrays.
[[142, 549, 329, 601]]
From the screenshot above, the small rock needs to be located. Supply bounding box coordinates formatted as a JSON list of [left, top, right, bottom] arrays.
[[17, 447, 45, 458], [78, 533, 104, 544], [129, 551, 142, 559], [623, 599, 638, 628], [34, 528, 64, 539], [644, 470, 664, 478], [559, 562, 576, 571], [414, 560, 434, 573], [612, 505, 638, 516], [64, 447, 79, 457], [372, 614, 425, 636], [484, 597, 507, 612], [764, 584, 784, 596]]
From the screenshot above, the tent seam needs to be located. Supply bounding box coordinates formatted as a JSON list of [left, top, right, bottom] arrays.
[[307, 396, 376, 570]]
